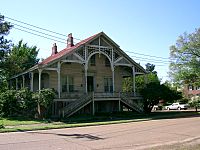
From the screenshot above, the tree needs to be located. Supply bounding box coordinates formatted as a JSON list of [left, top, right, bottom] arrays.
[[141, 82, 182, 113], [169, 28, 200, 86], [189, 96, 200, 112], [0, 14, 12, 89], [145, 63, 157, 74], [0, 14, 12, 62], [3, 40, 39, 77], [122, 63, 160, 92]]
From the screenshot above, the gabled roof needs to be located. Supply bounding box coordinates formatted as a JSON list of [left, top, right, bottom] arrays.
[[40, 32, 101, 65], [10, 32, 146, 79]]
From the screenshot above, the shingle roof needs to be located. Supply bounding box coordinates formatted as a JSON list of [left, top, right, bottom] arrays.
[[40, 32, 100, 65]]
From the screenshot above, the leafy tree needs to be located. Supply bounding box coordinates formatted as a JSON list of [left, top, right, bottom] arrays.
[[145, 63, 157, 74], [169, 28, 200, 86], [3, 40, 39, 77], [122, 63, 159, 92], [0, 14, 12, 89], [189, 96, 200, 112], [122, 77, 133, 92], [0, 14, 12, 62], [141, 82, 182, 113], [136, 73, 159, 93]]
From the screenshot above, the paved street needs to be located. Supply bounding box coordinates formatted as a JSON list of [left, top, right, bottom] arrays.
[[0, 116, 200, 150]]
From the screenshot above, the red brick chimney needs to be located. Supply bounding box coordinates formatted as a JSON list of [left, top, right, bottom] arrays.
[[67, 33, 74, 48], [51, 43, 58, 56]]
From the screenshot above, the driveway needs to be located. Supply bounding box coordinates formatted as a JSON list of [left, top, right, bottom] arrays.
[[0, 116, 200, 150]]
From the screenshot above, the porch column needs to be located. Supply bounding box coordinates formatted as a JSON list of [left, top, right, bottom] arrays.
[[112, 66, 115, 92], [38, 69, 42, 93], [16, 78, 18, 90], [85, 65, 88, 93], [30, 72, 34, 92], [57, 61, 61, 98], [22, 75, 25, 88], [132, 66, 136, 96]]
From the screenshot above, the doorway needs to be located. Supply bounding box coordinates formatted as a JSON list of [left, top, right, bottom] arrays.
[[87, 76, 94, 92]]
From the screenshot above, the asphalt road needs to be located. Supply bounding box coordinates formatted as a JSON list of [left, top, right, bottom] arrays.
[[0, 116, 200, 150]]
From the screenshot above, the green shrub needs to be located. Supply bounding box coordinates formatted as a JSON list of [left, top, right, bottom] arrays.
[[32, 88, 56, 118], [0, 90, 18, 116], [15, 88, 37, 116]]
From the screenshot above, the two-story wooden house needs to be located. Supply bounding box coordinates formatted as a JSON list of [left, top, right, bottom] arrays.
[[10, 32, 146, 117]]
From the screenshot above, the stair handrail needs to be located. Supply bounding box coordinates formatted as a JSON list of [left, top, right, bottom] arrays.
[[120, 92, 144, 113], [61, 93, 92, 117]]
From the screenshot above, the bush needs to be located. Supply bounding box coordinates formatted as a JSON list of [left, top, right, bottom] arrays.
[[0, 88, 36, 117], [0, 88, 55, 118], [15, 88, 37, 116], [32, 88, 56, 118], [0, 90, 18, 116]]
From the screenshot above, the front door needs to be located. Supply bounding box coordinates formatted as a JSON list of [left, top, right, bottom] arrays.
[[87, 76, 94, 92]]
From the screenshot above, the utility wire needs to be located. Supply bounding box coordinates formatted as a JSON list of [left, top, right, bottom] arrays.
[[12, 23, 66, 42], [13, 27, 66, 44], [131, 55, 171, 63], [5, 16, 81, 41], [6, 16, 173, 63], [125, 50, 170, 60]]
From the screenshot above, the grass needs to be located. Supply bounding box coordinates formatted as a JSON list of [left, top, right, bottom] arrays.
[[0, 111, 199, 133], [0, 117, 46, 126]]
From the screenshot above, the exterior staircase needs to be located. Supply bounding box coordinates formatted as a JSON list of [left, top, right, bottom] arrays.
[[120, 93, 144, 113], [61, 94, 92, 118]]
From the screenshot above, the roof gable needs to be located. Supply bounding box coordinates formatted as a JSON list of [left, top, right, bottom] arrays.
[[36, 32, 146, 73]]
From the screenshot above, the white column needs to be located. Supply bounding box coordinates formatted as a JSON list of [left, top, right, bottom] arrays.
[[85, 65, 88, 93], [57, 61, 61, 98], [16, 78, 18, 90], [22, 75, 25, 88], [132, 66, 136, 96], [30, 72, 34, 91], [112, 66, 115, 93], [84, 45, 88, 94], [38, 69, 42, 93]]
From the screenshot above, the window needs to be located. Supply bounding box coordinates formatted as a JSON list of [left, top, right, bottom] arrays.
[[62, 76, 74, 92], [104, 77, 113, 93], [105, 57, 110, 67], [90, 55, 96, 66]]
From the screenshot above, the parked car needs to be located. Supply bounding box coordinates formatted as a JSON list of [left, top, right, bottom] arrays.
[[165, 102, 189, 110]]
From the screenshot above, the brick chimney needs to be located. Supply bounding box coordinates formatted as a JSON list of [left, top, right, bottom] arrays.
[[67, 33, 74, 48], [51, 43, 58, 56]]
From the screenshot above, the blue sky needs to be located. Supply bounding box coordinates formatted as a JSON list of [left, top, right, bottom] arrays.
[[1, 0, 200, 82]]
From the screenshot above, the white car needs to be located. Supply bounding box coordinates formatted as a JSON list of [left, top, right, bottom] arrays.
[[165, 102, 189, 110]]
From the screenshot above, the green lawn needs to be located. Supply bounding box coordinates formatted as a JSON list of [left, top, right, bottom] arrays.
[[0, 117, 46, 126], [0, 111, 199, 133]]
